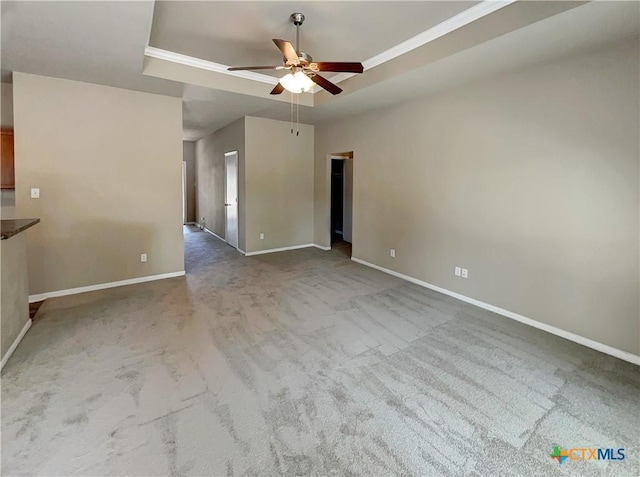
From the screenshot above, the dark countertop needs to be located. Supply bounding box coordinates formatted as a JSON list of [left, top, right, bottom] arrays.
[[1, 218, 40, 240]]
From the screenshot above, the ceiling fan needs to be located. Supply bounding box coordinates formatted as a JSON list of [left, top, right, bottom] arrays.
[[228, 13, 364, 95]]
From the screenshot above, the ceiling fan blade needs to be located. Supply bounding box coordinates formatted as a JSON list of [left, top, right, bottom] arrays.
[[228, 65, 283, 71], [273, 39, 299, 63], [270, 83, 285, 95], [309, 74, 343, 95], [313, 62, 364, 73]]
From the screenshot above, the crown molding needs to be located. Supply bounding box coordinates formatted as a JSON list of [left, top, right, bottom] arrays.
[[144, 46, 277, 85], [328, 0, 517, 86], [365, 0, 517, 71], [145, 0, 517, 92]]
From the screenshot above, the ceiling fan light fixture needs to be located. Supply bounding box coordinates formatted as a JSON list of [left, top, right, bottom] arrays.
[[279, 71, 314, 94], [228, 13, 362, 96]]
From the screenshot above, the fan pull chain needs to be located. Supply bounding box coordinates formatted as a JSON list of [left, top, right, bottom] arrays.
[[296, 93, 300, 136], [290, 91, 294, 134]]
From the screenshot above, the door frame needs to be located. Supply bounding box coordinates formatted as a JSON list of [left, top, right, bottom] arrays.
[[224, 150, 239, 249], [324, 151, 354, 249], [182, 160, 187, 225]]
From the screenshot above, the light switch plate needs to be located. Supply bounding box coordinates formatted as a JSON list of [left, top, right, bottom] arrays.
[[31, 188, 40, 199], [141, 253, 147, 263], [455, 267, 461, 277], [390, 249, 396, 258]]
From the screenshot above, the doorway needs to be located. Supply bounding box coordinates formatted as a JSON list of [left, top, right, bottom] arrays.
[[331, 159, 344, 242], [330, 152, 353, 257], [224, 151, 239, 250]]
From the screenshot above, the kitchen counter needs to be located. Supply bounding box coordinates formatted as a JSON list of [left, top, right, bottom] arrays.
[[1, 218, 40, 240], [1, 217, 39, 369]]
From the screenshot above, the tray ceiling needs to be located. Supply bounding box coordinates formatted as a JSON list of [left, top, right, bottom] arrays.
[[149, 1, 478, 75], [2, 1, 638, 141]]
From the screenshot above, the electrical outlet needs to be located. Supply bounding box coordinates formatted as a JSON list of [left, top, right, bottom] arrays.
[[31, 188, 40, 199], [260, 233, 264, 240], [455, 267, 461, 277], [390, 249, 396, 258], [141, 253, 147, 263], [461, 268, 468, 278]]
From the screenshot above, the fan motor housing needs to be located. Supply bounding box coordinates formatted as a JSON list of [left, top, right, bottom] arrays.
[[297, 51, 313, 64], [290, 13, 305, 26]]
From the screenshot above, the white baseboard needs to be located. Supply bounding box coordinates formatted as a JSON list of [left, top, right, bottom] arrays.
[[28, 271, 186, 303], [242, 243, 331, 256], [199, 229, 330, 256], [202, 227, 226, 243], [201, 227, 248, 255], [1, 319, 32, 370], [351, 257, 640, 366], [244, 243, 315, 256]]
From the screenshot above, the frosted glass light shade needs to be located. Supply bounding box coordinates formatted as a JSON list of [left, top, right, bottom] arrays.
[[279, 71, 314, 93]]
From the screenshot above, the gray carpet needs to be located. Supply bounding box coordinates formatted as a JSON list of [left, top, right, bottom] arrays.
[[2, 227, 639, 476]]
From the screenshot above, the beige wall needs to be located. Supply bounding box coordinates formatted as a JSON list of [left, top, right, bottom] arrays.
[[195, 117, 245, 248], [314, 38, 640, 355], [195, 116, 313, 254], [183, 141, 196, 223], [1, 232, 30, 360], [245, 116, 314, 253], [14, 72, 184, 295]]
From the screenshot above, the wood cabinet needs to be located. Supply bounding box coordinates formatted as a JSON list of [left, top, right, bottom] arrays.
[[1, 129, 14, 189]]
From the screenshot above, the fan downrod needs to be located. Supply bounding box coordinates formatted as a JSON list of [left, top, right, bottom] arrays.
[[290, 13, 305, 54]]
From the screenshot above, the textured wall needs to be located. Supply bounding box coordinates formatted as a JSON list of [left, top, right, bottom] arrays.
[[0, 233, 29, 359], [195, 117, 313, 254], [183, 141, 196, 223], [314, 38, 640, 355], [14, 73, 184, 295], [195, 118, 245, 248], [244, 117, 314, 253]]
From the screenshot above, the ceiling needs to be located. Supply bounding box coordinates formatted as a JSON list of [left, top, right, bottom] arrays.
[[0, 1, 181, 97], [2, 1, 639, 142], [149, 1, 478, 78]]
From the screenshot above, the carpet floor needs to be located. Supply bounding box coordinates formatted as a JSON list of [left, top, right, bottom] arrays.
[[2, 227, 639, 476]]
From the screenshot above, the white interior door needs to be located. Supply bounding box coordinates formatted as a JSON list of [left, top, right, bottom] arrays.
[[224, 151, 239, 249], [182, 161, 187, 225]]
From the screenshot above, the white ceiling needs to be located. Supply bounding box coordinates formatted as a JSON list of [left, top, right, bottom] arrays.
[[182, 84, 281, 140], [1, 0, 182, 97], [149, 1, 478, 77], [296, 0, 640, 124], [2, 1, 639, 142]]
